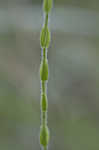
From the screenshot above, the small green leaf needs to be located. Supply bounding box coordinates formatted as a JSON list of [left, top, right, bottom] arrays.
[[40, 59, 48, 81], [43, 0, 52, 13], [40, 27, 50, 48], [40, 125, 50, 147], [41, 94, 48, 111]]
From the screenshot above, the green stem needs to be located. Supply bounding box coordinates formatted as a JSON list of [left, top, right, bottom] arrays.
[[42, 111, 47, 126], [40, 0, 53, 149], [44, 146, 47, 150], [43, 48, 46, 60], [42, 81, 46, 94], [45, 13, 48, 29]]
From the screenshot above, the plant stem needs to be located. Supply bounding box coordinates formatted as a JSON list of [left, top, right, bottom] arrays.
[[44, 146, 47, 150], [40, 0, 53, 150]]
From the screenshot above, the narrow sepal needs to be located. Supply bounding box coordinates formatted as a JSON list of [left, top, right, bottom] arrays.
[[40, 27, 50, 48], [40, 125, 50, 147], [43, 0, 52, 13], [40, 59, 48, 81]]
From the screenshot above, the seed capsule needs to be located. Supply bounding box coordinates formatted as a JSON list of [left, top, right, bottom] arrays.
[[40, 59, 48, 81], [40, 125, 49, 147], [43, 0, 52, 13], [40, 27, 50, 48], [41, 94, 48, 111]]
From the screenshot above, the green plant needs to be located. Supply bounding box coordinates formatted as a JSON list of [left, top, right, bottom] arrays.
[[39, 0, 53, 150]]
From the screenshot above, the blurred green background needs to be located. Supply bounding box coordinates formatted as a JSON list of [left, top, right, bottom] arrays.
[[0, 0, 99, 150]]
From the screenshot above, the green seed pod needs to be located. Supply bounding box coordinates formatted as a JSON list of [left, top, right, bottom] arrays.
[[41, 94, 48, 111], [40, 59, 48, 81], [40, 125, 49, 147], [40, 27, 50, 48], [43, 0, 52, 13]]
